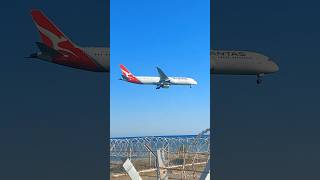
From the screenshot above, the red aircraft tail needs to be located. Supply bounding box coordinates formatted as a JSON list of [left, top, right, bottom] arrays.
[[31, 10, 75, 48], [30, 10, 103, 71], [120, 65, 141, 84]]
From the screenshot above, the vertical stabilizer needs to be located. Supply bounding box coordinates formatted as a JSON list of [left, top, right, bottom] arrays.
[[30, 10, 76, 49]]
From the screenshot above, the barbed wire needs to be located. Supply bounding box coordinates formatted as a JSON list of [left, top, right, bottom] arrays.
[[110, 130, 210, 179], [110, 134, 209, 159]]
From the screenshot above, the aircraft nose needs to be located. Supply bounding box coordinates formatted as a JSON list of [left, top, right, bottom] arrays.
[[266, 59, 279, 73], [271, 61, 279, 72], [193, 80, 198, 85]]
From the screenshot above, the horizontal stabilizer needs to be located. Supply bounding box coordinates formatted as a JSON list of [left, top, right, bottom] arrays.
[[35, 42, 62, 57], [24, 53, 38, 58]]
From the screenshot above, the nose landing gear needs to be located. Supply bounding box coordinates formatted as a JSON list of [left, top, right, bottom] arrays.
[[256, 78, 262, 84], [256, 73, 264, 85]]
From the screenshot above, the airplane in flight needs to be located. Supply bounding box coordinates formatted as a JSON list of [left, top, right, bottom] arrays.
[[211, 50, 279, 84], [26, 10, 109, 72], [119, 65, 197, 89]]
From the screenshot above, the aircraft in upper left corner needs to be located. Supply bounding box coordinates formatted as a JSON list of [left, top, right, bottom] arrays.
[[26, 10, 109, 72]]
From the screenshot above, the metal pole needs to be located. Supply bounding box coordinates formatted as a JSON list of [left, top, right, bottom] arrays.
[[144, 144, 160, 180], [149, 151, 152, 168], [182, 144, 185, 179]]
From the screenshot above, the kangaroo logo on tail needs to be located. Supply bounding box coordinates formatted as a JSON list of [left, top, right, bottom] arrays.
[[31, 10, 78, 58], [120, 65, 142, 84], [29, 10, 104, 71]]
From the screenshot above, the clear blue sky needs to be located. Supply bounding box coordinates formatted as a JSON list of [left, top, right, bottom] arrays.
[[110, 0, 210, 137]]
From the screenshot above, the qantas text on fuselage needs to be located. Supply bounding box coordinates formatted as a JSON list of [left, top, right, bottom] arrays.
[[27, 10, 109, 72], [119, 65, 197, 89], [211, 50, 279, 84]]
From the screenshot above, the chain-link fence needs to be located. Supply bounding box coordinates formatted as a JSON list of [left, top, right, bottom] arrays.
[[110, 129, 210, 179]]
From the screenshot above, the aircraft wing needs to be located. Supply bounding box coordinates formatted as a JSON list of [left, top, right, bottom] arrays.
[[156, 67, 169, 82]]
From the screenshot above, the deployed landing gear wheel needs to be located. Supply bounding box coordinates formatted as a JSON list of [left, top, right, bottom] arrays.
[[256, 74, 264, 85], [256, 78, 262, 84]]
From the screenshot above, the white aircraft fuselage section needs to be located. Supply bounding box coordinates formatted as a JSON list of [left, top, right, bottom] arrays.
[[82, 47, 110, 71], [211, 50, 279, 75], [211, 50, 279, 84], [134, 76, 197, 85]]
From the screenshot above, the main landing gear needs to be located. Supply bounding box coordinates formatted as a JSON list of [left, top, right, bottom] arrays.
[[256, 74, 264, 85]]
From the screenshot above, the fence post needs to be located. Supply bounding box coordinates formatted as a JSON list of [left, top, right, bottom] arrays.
[[129, 147, 132, 160], [149, 150, 152, 168], [182, 144, 186, 179]]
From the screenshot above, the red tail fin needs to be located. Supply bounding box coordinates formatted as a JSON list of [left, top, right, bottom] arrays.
[[30, 10, 75, 48], [120, 64, 134, 77], [30, 10, 104, 72], [120, 64, 141, 84]]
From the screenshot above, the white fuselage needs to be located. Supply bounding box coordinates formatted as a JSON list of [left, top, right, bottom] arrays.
[[211, 50, 279, 75], [82, 47, 110, 71], [133, 76, 197, 86]]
